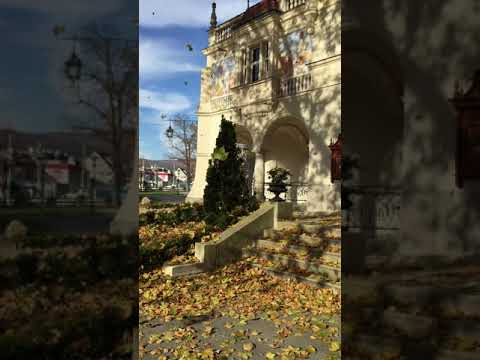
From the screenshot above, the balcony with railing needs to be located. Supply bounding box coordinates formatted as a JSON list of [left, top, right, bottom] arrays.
[[214, 25, 233, 43], [210, 0, 280, 46], [207, 72, 315, 111], [282, 0, 307, 11], [278, 73, 312, 97]]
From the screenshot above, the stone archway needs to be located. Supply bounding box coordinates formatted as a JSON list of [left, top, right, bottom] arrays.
[[342, 26, 405, 267], [257, 117, 309, 202], [342, 27, 404, 186]]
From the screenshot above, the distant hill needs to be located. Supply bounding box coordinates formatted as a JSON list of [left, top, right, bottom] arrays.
[[139, 158, 196, 173]]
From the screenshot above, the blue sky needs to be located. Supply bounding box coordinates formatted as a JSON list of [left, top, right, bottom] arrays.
[[139, 0, 253, 160]]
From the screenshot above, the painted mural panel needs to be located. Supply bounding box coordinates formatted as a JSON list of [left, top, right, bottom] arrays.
[[208, 56, 236, 98], [279, 29, 315, 78]]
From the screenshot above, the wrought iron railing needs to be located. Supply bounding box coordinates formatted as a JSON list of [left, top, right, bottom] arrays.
[[283, 0, 307, 11], [343, 186, 401, 231], [263, 182, 311, 202]]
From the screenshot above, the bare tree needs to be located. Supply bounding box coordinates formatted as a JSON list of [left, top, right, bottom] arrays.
[[165, 114, 197, 191], [60, 24, 138, 207]]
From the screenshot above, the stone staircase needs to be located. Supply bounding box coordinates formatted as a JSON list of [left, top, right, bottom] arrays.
[[242, 213, 341, 290], [343, 264, 480, 359]]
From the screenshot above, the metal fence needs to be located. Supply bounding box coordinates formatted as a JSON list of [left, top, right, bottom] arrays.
[[263, 182, 311, 202], [343, 186, 402, 231]]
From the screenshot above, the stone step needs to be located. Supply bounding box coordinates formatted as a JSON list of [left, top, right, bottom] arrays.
[[300, 222, 341, 237], [384, 283, 439, 308], [264, 226, 340, 240], [346, 334, 403, 358], [382, 309, 436, 339], [347, 333, 438, 359], [447, 320, 480, 341], [263, 229, 341, 249], [435, 350, 480, 360], [162, 262, 205, 277], [248, 262, 340, 291], [254, 239, 340, 263], [242, 248, 340, 282]]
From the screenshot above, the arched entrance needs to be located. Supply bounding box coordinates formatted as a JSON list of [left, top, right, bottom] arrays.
[[342, 26, 405, 269], [259, 117, 309, 202]]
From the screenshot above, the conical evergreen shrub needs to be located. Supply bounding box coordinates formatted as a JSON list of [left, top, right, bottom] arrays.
[[203, 116, 250, 215]]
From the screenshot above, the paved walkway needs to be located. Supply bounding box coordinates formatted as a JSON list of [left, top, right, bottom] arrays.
[[141, 310, 340, 359], [140, 260, 341, 360]]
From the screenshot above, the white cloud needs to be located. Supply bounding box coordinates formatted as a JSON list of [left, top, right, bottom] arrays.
[[140, 0, 251, 28], [139, 150, 153, 160], [140, 38, 202, 80], [140, 88, 192, 116]]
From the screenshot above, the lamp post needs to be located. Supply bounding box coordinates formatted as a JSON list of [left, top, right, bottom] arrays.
[[89, 155, 97, 211], [5, 134, 14, 206], [64, 36, 83, 84]]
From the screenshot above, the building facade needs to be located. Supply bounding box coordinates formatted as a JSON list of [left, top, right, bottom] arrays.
[[187, 0, 341, 214]]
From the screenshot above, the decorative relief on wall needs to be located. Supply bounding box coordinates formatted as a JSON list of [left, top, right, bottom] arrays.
[[208, 55, 237, 98], [279, 29, 315, 78]]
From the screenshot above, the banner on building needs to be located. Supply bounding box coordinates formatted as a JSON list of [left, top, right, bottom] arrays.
[[46, 161, 69, 184], [156, 171, 169, 182]]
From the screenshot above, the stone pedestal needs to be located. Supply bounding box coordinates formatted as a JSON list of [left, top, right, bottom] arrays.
[[274, 201, 293, 219], [254, 152, 265, 201]]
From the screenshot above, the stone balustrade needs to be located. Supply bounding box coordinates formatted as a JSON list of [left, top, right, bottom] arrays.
[[278, 73, 313, 97], [214, 25, 233, 44], [210, 94, 236, 111]]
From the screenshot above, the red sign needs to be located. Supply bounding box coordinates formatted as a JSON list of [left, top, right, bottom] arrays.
[[329, 134, 342, 183], [156, 171, 169, 182], [46, 161, 69, 184]]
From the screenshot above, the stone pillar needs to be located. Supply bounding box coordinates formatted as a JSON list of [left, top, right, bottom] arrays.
[[254, 152, 265, 201]]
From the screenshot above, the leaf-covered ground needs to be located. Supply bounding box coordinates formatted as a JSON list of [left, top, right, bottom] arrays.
[[140, 260, 341, 359]]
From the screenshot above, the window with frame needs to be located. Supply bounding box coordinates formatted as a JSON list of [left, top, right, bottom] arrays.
[[250, 46, 261, 83], [263, 41, 269, 77]]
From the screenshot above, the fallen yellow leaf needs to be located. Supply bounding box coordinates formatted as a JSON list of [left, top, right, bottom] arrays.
[[243, 342, 255, 352], [329, 341, 340, 352]]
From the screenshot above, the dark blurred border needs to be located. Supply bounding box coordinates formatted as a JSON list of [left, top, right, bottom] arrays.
[[342, 0, 480, 358], [0, 1, 138, 359]]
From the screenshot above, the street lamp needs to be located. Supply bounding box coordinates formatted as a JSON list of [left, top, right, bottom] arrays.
[[166, 124, 174, 139], [64, 39, 82, 83]]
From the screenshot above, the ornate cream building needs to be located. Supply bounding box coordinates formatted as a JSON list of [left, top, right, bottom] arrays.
[[187, 0, 341, 214]]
